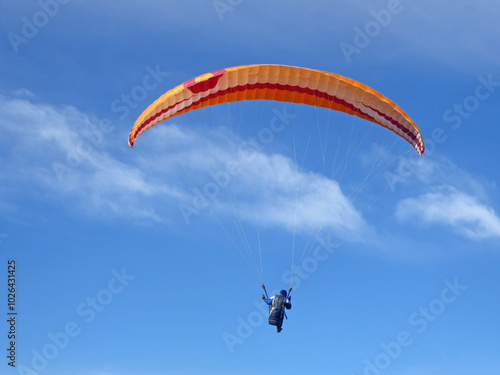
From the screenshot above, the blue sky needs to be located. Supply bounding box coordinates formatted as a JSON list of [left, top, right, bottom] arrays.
[[1, 1, 500, 374]]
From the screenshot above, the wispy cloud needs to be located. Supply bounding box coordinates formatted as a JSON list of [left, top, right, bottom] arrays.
[[0, 95, 369, 240], [141, 122, 370, 240], [371, 149, 500, 243], [4, 94, 497, 246], [388, 153, 494, 202], [219, 150, 368, 239], [0, 95, 186, 223], [396, 186, 500, 240]]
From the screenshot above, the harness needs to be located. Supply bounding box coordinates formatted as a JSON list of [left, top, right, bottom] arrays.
[[262, 285, 292, 327], [268, 295, 289, 326]]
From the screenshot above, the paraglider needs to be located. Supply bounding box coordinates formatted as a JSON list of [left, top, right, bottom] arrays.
[[129, 64, 425, 334]]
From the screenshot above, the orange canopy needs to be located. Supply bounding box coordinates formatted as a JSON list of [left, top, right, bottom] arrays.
[[129, 64, 424, 155]]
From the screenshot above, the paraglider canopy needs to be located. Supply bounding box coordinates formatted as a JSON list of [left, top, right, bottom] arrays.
[[128, 64, 424, 156]]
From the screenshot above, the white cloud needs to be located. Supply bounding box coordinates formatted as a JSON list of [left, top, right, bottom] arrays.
[[384, 152, 494, 203], [396, 186, 500, 240], [141, 123, 370, 240], [225, 151, 368, 239], [0, 95, 370, 241], [0, 96, 186, 223]]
